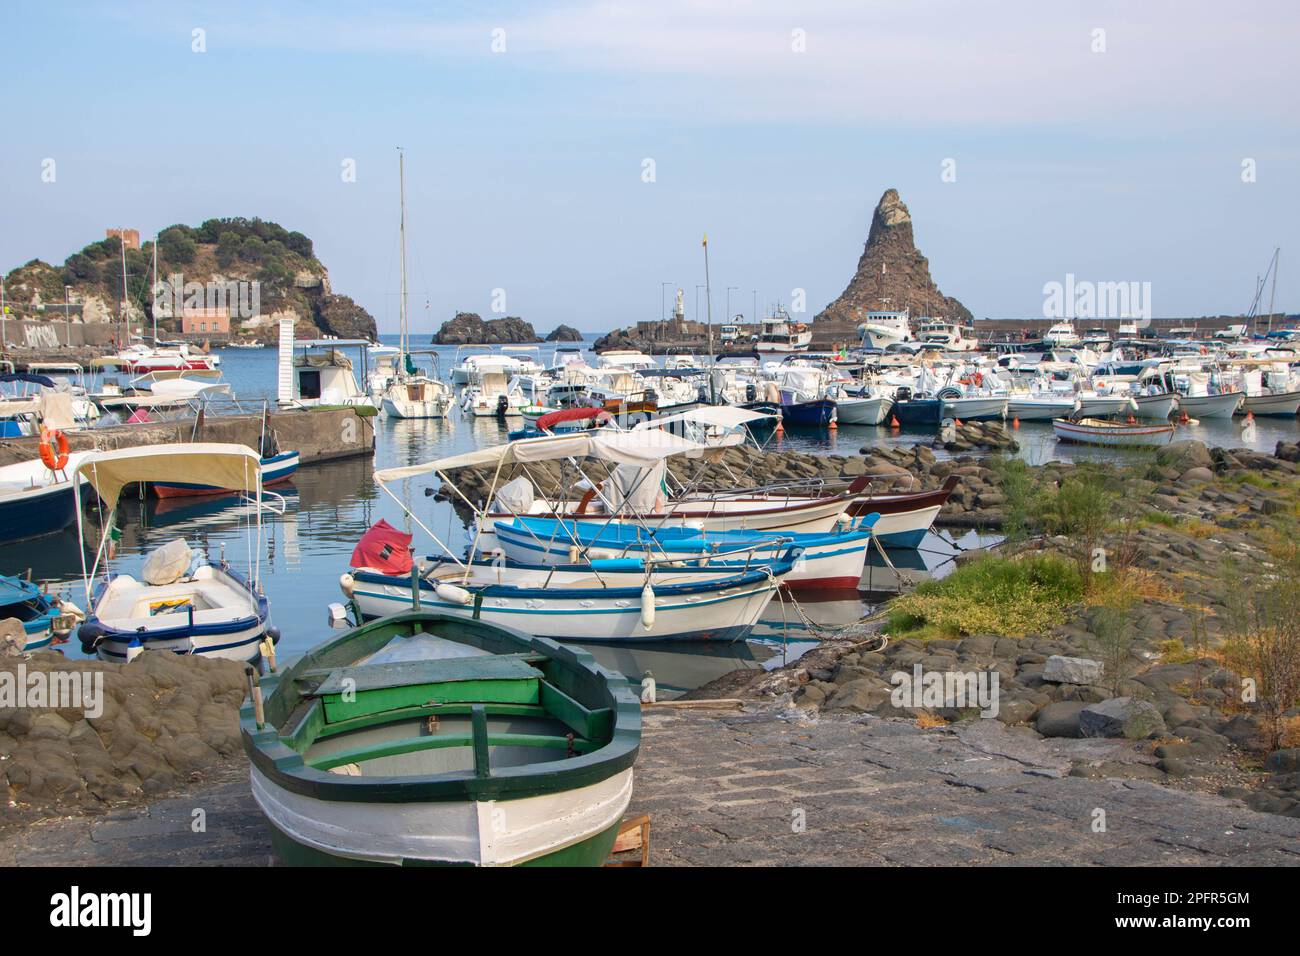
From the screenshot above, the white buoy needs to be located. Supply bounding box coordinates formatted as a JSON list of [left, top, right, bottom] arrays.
[[435, 583, 474, 605], [640, 672, 657, 704], [338, 573, 355, 597], [640, 582, 655, 629]]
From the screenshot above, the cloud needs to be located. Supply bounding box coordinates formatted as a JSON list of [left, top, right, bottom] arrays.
[[118, 0, 1300, 127]]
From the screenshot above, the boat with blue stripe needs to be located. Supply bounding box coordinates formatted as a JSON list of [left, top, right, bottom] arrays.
[[490, 513, 880, 590], [152, 450, 299, 498], [0, 574, 80, 652]]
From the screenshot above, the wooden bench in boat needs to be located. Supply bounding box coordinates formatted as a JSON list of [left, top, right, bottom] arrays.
[[278, 648, 616, 775]]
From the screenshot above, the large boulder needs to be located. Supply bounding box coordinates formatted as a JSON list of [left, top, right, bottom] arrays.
[[1043, 655, 1104, 685], [1035, 701, 1088, 738], [1155, 440, 1212, 473], [1080, 697, 1167, 739]]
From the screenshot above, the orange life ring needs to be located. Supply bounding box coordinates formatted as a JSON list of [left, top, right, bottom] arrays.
[[39, 428, 70, 471]]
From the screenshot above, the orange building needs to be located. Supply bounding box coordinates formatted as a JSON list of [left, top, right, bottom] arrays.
[[106, 228, 141, 250], [181, 307, 230, 335]]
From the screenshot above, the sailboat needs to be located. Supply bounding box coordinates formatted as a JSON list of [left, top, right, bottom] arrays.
[[380, 149, 453, 420]]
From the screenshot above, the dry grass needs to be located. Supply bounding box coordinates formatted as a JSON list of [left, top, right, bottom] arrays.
[[915, 712, 948, 729]]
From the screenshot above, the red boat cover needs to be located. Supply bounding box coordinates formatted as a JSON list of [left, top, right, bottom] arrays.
[[536, 406, 610, 432], [350, 519, 413, 574]]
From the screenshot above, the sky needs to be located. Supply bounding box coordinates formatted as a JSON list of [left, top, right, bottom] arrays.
[[2, 0, 1298, 334]]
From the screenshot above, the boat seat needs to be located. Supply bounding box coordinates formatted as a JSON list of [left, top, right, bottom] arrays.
[[308, 654, 546, 723]]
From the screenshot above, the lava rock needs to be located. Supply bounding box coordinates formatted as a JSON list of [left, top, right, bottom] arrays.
[[1079, 697, 1168, 739]]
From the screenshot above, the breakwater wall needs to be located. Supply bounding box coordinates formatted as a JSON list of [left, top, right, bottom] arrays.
[[0, 406, 375, 468]]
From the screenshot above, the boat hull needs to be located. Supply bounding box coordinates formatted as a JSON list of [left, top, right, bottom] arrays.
[[490, 520, 872, 590], [835, 396, 894, 425], [845, 479, 957, 548], [779, 399, 836, 427], [1132, 393, 1178, 420], [250, 765, 632, 866], [1006, 399, 1077, 422], [1076, 396, 1136, 417], [1240, 390, 1300, 417], [942, 397, 1007, 421], [0, 480, 78, 544], [382, 397, 451, 419], [1052, 418, 1175, 447], [348, 568, 781, 643], [152, 452, 299, 498], [1177, 392, 1243, 419]]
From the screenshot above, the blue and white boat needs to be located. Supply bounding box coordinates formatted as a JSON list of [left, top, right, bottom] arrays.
[[0, 575, 80, 652], [151, 450, 299, 498], [490, 513, 880, 590], [342, 553, 796, 644], [0, 453, 88, 545], [72, 444, 278, 663]]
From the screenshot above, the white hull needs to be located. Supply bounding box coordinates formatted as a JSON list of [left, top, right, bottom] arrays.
[[941, 397, 1008, 420], [865, 503, 942, 547], [250, 765, 633, 866], [1177, 391, 1243, 419], [1007, 398, 1078, 421], [350, 571, 779, 643], [1076, 395, 1136, 417], [1132, 393, 1178, 420], [835, 396, 894, 425], [1240, 390, 1300, 417], [1053, 418, 1174, 447], [382, 396, 452, 418]]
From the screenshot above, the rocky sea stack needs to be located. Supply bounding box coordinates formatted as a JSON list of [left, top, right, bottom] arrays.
[[545, 324, 583, 342], [431, 311, 541, 345], [816, 188, 971, 326]]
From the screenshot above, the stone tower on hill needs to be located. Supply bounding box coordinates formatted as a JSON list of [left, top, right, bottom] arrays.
[[815, 188, 972, 328]]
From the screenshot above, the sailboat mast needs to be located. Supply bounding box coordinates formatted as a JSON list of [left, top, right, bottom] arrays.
[[398, 147, 408, 361], [119, 234, 129, 349], [152, 234, 159, 344], [1267, 247, 1280, 335]]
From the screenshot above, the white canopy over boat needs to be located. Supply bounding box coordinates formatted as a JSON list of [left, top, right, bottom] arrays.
[[375, 430, 708, 484], [630, 405, 774, 432], [72, 443, 262, 510]]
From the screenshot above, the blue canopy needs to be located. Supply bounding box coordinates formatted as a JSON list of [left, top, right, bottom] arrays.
[[0, 373, 55, 387]]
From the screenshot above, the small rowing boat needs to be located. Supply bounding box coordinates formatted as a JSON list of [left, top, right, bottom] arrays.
[[241, 609, 640, 866], [1052, 417, 1175, 447]]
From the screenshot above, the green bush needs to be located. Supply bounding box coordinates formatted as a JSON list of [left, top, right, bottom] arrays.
[[887, 554, 1084, 639]]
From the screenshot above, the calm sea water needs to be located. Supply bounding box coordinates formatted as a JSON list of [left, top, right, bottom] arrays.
[[10, 334, 1295, 695]]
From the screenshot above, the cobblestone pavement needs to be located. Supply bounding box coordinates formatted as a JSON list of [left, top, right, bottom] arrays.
[[5, 706, 1299, 866]]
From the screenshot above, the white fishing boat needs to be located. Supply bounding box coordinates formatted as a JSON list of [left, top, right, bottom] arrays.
[[490, 512, 880, 590], [1006, 393, 1080, 422], [1052, 417, 1175, 447], [72, 444, 278, 662], [856, 308, 913, 351], [278, 326, 379, 412], [1132, 391, 1179, 420], [753, 308, 812, 354], [461, 370, 527, 417], [1042, 321, 1082, 347], [1075, 393, 1137, 417], [1175, 391, 1243, 419]]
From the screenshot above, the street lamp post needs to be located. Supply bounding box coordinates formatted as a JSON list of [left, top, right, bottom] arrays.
[[660, 282, 671, 341]]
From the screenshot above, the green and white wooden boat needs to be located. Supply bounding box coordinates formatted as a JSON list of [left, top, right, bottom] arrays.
[[240, 609, 641, 866]]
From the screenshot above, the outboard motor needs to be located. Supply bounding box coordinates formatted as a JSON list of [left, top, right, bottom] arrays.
[[697, 385, 709, 403], [495, 394, 510, 419], [895, 386, 912, 403], [644, 387, 657, 405], [746, 382, 757, 403]]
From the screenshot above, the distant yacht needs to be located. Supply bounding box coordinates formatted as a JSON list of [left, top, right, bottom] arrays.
[[753, 307, 812, 354], [856, 308, 912, 350], [915, 318, 978, 352], [1042, 321, 1082, 347]]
